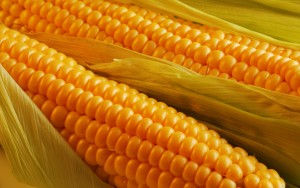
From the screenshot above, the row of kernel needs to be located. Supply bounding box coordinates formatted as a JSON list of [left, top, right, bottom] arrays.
[[0, 32, 215, 146], [10, 0, 300, 92], [39, 0, 300, 92]]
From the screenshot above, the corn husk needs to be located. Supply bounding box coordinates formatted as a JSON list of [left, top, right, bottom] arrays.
[[0, 65, 111, 188]]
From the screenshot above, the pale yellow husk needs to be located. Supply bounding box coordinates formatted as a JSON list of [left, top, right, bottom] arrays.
[[0, 65, 112, 188]]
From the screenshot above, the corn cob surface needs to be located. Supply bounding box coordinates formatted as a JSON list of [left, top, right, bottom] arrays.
[[0, 24, 286, 188], [0, 0, 299, 96]]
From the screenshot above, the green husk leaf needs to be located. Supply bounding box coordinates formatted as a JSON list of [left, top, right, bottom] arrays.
[[0, 65, 111, 188], [113, 0, 300, 49]]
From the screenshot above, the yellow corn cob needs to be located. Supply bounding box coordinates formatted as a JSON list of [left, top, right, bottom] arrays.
[[1, 0, 300, 96], [0, 25, 285, 188]]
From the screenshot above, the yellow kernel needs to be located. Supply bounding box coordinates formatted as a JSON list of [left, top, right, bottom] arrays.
[[158, 32, 173, 47], [158, 171, 174, 188], [77, 6, 92, 21], [125, 114, 143, 135], [105, 3, 119, 16], [205, 38, 220, 50], [103, 153, 118, 176], [254, 71, 270, 87], [94, 123, 110, 148], [141, 40, 157, 56], [52, 9, 69, 27], [206, 171, 223, 188], [50, 106, 69, 128], [85, 120, 100, 143], [265, 55, 281, 73], [135, 163, 151, 185], [155, 126, 174, 148], [185, 29, 201, 41], [1, 38, 17, 53], [219, 55, 237, 74], [194, 45, 211, 65], [175, 25, 191, 37], [160, 18, 173, 28], [207, 50, 225, 69], [169, 155, 188, 177], [174, 38, 192, 55], [126, 15, 143, 29], [219, 178, 236, 188], [290, 73, 300, 91], [137, 140, 153, 163], [196, 33, 210, 44], [46, 79, 65, 101], [179, 137, 197, 158], [159, 150, 175, 171], [113, 24, 130, 42], [240, 47, 256, 63], [182, 161, 198, 182], [194, 165, 211, 186], [285, 66, 300, 83], [170, 177, 185, 188], [190, 143, 209, 164], [185, 42, 200, 59], [144, 22, 160, 38], [62, 111, 79, 133], [40, 100, 56, 120], [84, 144, 98, 166], [211, 30, 225, 40], [256, 52, 274, 71], [111, 6, 128, 19], [114, 155, 129, 177], [226, 164, 243, 182], [265, 74, 283, 90], [215, 155, 233, 175], [27, 70, 44, 93], [106, 127, 122, 151], [126, 135, 142, 158], [151, 28, 167, 43], [217, 39, 231, 51], [124, 30, 139, 48], [165, 35, 182, 52], [132, 34, 148, 52], [96, 148, 113, 167], [60, 128, 71, 141], [119, 10, 135, 23], [16, 67, 34, 90], [280, 60, 298, 78], [203, 149, 220, 169], [231, 45, 247, 62], [258, 179, 274, 188], [149, 145, 165, 167], [60, 15, 75, 31], [125, 159, 140, 180], [67, 19, 83, 36], [218, 72, 230, 79], [244, 66, 260, 84], [163, 51, 175, 61], [67, 134, 80, 150], [9, 3, 24, 17], [146, 168, 161, 188], [37, 74, 56, 96]]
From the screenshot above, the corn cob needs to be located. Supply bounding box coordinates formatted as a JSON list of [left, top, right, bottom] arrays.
[[0, 25, 285, 188], [1, 0, 299, 96]]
